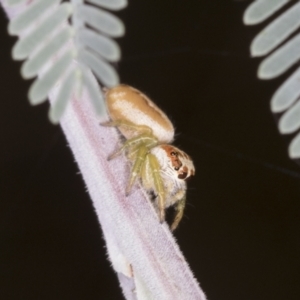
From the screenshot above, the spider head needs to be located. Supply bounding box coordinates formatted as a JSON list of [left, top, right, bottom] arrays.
[[152, 145, 195, 181]]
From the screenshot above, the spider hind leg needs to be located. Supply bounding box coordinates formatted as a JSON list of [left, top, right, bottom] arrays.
[[108, 134, 158, 161], [101, 120, 153, 135]]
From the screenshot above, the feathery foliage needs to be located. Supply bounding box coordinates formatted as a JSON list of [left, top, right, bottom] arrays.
[[244, 0, 300, 158], [7, 0, 126, 123]]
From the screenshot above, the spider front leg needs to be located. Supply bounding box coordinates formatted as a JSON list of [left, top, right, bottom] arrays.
[[146, 153, 166, 223], [125, 144, 148, 196], [171, 197, 186, 231]]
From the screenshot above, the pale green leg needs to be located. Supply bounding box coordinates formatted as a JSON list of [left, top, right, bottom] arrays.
[[108, 134, 157, 160], [148, 153, 166, 223], [171, 197, 186, 231], [125, 144, 148, 196], [101, 120, 153, 135], [102, 119, 166, 222]]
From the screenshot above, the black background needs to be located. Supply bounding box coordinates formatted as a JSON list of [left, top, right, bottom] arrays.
[[1, 0, 300, 299]]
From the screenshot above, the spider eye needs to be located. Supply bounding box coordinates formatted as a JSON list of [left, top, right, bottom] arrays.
[[178, 172, 188, 180], [171, 151, 178, 156], [174, 166, 180, 171]]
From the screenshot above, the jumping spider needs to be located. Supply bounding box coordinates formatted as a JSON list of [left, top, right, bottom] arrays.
[[102, 84, 195, 231]]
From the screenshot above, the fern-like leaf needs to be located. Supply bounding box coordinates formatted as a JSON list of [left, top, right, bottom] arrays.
[[243, 0, 300, 158], [7, 0, 126, 123]]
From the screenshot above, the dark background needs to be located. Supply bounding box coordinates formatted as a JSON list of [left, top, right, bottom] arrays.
[[1, 0, 300, 299]]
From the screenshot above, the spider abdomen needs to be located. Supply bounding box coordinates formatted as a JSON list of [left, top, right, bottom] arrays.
[[106, 84, 174, 143]]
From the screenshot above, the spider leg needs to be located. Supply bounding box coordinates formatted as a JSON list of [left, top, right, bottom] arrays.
[[171, 197, 186, 231], [108, 135, 157, 160], [125, 144, 148, 196], [101, 120, 153, 135], [148, 153, 166, 223]]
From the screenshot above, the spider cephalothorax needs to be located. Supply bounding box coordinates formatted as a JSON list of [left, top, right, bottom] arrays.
[[103, 84, 195, 231]]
